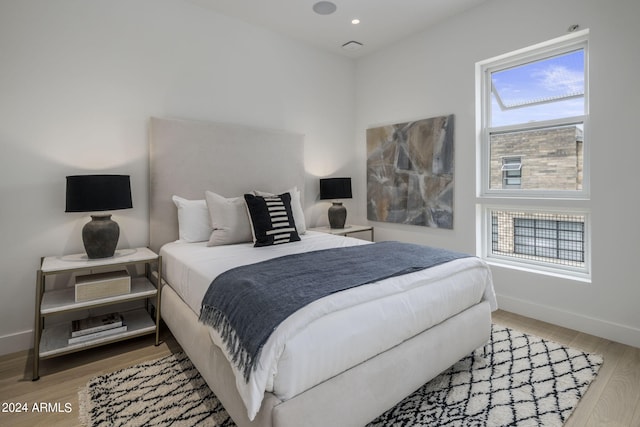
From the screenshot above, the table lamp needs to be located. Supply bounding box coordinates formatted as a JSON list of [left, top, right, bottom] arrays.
[[65, 175, 132, 259], [319, 177, 352, 229]]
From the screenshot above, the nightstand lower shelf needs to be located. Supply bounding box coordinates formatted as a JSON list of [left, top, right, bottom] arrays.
[[39, 308, 156, 358]]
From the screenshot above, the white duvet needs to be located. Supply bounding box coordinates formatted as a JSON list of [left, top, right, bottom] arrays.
[[160, 232, 497, 420]]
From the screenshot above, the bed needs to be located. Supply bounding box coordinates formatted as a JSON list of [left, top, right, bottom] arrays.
[[149, 116, 497, 427]]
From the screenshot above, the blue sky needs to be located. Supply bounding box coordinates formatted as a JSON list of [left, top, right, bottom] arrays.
[[491, 49, 585, 127]]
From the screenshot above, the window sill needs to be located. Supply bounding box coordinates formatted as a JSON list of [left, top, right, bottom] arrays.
[[484, 257, 592, 284]]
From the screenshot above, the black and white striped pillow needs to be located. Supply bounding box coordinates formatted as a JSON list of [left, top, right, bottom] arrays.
[[244, 193, 300, 247]]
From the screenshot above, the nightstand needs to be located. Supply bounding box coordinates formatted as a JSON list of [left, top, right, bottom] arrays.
[[308, 224, 374, 241], [33, 247, 161, 380]]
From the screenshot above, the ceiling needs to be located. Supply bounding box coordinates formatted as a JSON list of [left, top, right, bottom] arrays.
[[187, 0, 487, 58]]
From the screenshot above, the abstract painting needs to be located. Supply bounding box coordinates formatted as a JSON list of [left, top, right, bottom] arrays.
[[366, 115, 454, 228]]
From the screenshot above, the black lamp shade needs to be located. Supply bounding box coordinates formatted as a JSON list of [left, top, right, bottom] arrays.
[[319, 177, 352, 200], [66, 175, 132, 212]]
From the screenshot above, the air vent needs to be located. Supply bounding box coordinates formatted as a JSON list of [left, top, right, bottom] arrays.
[[342, 41, 363, 51]]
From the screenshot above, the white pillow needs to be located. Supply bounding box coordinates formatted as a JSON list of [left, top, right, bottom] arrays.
[[253, 186, 306, 234], [171, 196, 212, 243], [205, 191, 253, 246]]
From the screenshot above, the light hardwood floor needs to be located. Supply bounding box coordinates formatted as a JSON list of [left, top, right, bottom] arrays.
[[1, 311, 639, 427]]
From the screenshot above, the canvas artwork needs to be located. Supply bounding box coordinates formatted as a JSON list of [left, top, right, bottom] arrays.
[[366, 115, 454, 229]]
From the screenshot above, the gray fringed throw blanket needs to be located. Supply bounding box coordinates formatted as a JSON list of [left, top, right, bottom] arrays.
[[199, 241, 470, 382]]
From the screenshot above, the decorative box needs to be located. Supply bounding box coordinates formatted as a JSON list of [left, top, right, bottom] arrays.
[[75, 270, 131, 302]]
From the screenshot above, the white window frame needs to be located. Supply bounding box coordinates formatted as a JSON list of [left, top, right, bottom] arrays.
[[476, 29, 591, 281]]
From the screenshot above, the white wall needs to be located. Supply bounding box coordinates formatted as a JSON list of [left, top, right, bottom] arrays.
[[0, 0, 356, 354], [354, 0, 640, 347]]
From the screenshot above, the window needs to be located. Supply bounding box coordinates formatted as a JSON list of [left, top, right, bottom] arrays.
[[501, 157, 522, 188], [514, 218, 584, 262], [477, 30, 590, 280]]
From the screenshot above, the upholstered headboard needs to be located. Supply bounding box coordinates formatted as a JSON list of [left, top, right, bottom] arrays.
[[149, 117, 305, 253]]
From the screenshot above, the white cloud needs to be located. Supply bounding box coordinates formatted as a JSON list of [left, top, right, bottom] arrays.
[[536, 65, 584, 95]]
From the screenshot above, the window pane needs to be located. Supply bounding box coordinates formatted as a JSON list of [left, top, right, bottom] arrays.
[[492, 210, 585, 269], [559, 230, 583, 241], [559, 250, 583, 262], [489, 125, 583, 191], [536, 220, 556, 230], [558, 239, 582, 250], [516, 218, 535, 228], [514, 244, 535, 256], [491, 214, 499, 251], [559, 221, 583, 231], [491, 49, 585, 127]]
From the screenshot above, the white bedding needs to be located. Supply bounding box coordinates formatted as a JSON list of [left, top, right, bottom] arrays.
[[160, 232, 497, 420]]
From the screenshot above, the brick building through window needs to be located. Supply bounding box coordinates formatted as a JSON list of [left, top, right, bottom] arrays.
[[490, 125, 583, 191]]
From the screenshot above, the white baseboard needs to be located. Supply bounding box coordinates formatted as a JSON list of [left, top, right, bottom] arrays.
[[0, 329, 32, 357], [497, 294, 640, 349]]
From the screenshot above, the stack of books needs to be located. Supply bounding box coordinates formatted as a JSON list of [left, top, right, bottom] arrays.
[[69, 312, 127, 345]]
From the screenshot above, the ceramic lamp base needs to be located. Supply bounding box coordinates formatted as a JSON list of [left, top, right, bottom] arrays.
[[82, 214, 119, 259], [328, 202, 347, 229]]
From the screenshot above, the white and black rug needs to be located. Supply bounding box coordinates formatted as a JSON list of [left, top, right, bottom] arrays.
[[79, 325, 602, 427], [79, 352, 232, 427], [367, 325, 602, 426]]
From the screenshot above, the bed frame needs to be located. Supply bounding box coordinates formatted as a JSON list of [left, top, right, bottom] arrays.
[[149, 116, 492, 427]]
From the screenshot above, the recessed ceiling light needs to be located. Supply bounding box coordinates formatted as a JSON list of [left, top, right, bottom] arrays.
[[342, 41, 363, 51], [312, 1, 337, 15], [351, 18, 360, 25]]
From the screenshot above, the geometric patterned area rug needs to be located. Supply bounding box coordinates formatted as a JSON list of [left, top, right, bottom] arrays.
[[367, 325, 603, 426], [79, 325, 602, 427]]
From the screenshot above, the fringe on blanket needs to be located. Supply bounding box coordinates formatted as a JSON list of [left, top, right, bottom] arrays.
[[199, 305, 258, 382]]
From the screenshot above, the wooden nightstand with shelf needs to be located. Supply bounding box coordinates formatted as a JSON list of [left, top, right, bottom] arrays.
[[308, 224, 374, 241], [33, 247, 161, 380]]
